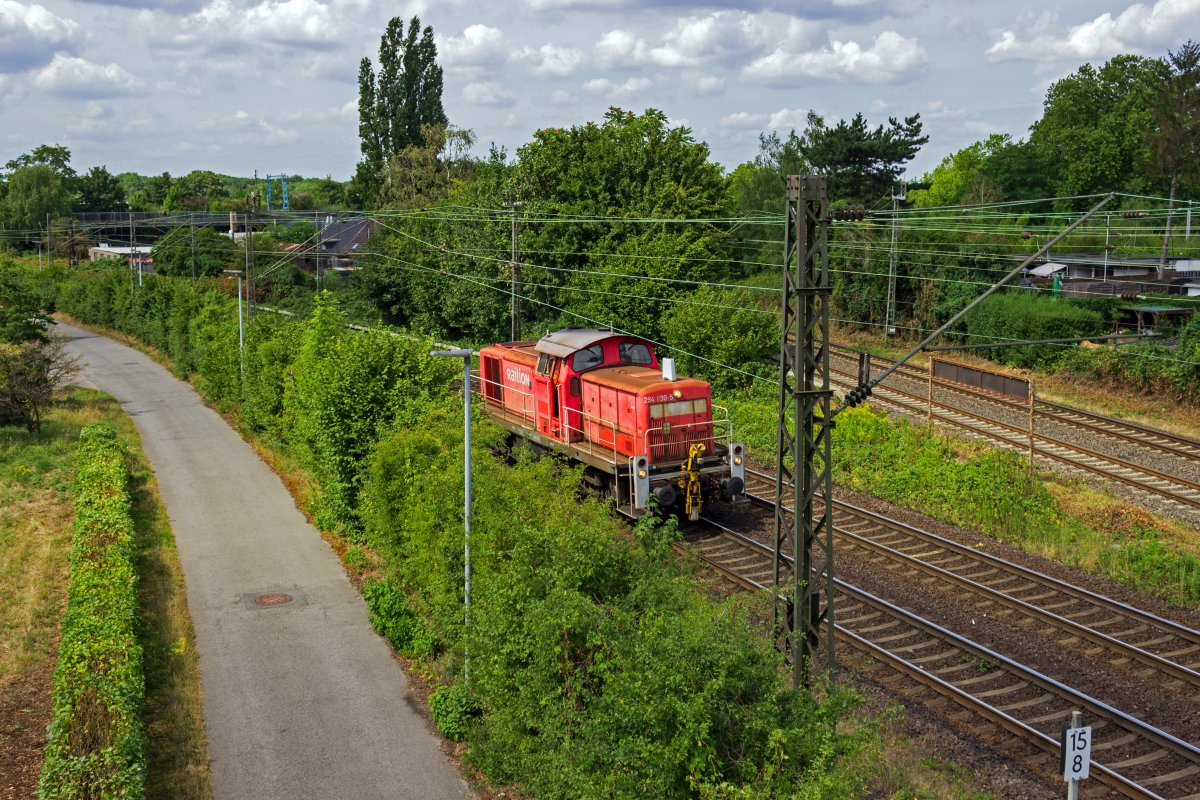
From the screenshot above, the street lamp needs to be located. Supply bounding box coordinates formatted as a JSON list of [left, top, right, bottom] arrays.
[[431, 348, 474, 682], [223, 270, 245, 382]]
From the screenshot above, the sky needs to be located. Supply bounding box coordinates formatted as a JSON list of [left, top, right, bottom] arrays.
[[0, 0, 1196, 183]]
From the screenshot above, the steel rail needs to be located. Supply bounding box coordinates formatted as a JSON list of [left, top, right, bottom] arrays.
[[830, 347, 1200, 465], [743, 466, 1200, 672], [1037, 400, 1200, 462], [832, 525, 1200, 687], [825, 361, 1200, 511], [746, 468, 1200, 649], [689, 518, 1199, 799]]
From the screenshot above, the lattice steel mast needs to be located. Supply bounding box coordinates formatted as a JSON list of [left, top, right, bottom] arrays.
[[772, 175, 835, 686]]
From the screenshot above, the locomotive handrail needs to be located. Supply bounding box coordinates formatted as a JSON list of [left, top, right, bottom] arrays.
[[642, 412, 733, 466], [475, 372, 622, 468]]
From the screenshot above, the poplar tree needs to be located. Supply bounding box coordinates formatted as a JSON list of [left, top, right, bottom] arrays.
[[354, 16, 446, 207], [1147, 41, 1200, 274]]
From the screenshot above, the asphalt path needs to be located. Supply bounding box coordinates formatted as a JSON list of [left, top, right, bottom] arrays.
[[61, 322, 472, 800]]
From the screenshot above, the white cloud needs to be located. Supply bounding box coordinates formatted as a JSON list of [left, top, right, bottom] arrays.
[[744, 30, 927, 85], [463, 81, 515, 106], [31, 54, 141, 97], [514, 43, 582, 77], [595, 12, 799, 71], [986, 0, 1200, 63], [720, 111, 767, 129], [0, 0, 79, 72], [174, 0, 362, 52], [440, 23, 506, 74], [595, 29, 646, 67], [582, 76, 651, 97], [767, 107, 809, 131], [0, 73, 25, 103], [691, 73, 726, 96], [68, 101, 153, 139], [550, 89, 574, 103], [923, 100, 964, 120], [252, 118, 301, 144]]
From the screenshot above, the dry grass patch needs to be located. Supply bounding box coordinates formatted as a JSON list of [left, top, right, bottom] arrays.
[[0, 389, 109, 798]]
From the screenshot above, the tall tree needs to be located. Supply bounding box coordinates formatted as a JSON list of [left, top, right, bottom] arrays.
[[1147, 40, 1200, 274], [4, 144, 75, 181], [377, 123, 477, 210], [0, 166, 69, 236], [355, 16, 447, 207], [1029, 54, 1167, 203], [127, 172, 172, 212], [75, 165, 127, 212], [802, 111, 928, 204]]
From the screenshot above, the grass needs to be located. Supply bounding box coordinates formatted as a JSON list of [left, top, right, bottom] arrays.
[[0, 387, 211, 799], [0, 391, 102, 687]]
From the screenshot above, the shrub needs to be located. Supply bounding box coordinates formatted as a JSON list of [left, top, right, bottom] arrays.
[[361, 412, 875, 799], [428, 685, 480, 743], [283, 292, 454, 531], [660, 285, 777, 389], [964, 291, 1106, 369], [363, 579, 435, 657], [40, 424, 146, 799]]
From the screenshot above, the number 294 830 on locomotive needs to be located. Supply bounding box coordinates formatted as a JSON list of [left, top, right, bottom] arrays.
[[478, 328, 745, 519]]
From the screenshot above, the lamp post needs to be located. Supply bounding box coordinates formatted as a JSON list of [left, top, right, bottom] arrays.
[[223, 270, 245, 383], [431, 348, 474, 681]]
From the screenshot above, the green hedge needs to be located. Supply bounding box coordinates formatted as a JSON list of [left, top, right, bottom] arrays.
[[963, 291, 1107, 370], [40, 424, 146, 799]]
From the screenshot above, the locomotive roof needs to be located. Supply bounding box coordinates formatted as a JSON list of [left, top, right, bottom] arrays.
[[534, 328, 646, 358], [585, 365, 709, 394]]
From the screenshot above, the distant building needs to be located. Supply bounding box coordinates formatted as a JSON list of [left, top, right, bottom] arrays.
[[88, 244, 152, 269], [291, 217, 377, 275], [1018, 252, 1200, 298]]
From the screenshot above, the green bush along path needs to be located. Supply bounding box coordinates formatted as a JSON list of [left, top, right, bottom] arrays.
[[60, 323, 470, 800]]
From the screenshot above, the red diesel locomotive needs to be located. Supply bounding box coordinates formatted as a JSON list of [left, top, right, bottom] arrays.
[[478, 328, 745, 519]]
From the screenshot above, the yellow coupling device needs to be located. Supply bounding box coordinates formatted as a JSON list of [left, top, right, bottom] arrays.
[[683, 442, 706, 521]]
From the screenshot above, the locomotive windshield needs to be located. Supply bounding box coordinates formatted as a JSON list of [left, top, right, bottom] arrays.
[[571, 344, 604, 371], [618, 342, 653, 365], [650, 399, 709, 418]]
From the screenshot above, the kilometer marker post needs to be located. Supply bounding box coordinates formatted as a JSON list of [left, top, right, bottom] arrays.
[[1061, 710, 1091, 800]]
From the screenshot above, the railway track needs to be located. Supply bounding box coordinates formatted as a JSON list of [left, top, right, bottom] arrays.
[[824, 350, 1200, 514], [684, 519, 1200, 799], [829, 345, 1200, 466], [742, 467, 1200, 699]]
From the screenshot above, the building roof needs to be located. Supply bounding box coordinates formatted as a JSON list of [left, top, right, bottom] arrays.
[[318, 218, 375, 254], [1026, 262, 1067, 277]]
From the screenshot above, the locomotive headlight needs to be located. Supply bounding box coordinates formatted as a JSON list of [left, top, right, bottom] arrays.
[[637, 468, 647, 479], [672, 389, 682, 399]]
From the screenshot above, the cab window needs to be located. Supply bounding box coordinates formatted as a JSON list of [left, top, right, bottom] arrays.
[[536, 353, 552, 375], [571, 344, 604, 372], [618, 342, 653, 365]]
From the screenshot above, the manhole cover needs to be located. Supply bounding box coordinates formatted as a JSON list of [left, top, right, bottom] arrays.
[[242, 589, 306, 610]]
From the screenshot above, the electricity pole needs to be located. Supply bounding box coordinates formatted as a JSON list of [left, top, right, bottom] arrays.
[[191, 214, 197, 280], [244, 213, 254, 318], [885, 184, 905, 341], [504, 197, 522, 340], [773, 175, 834, 687]]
